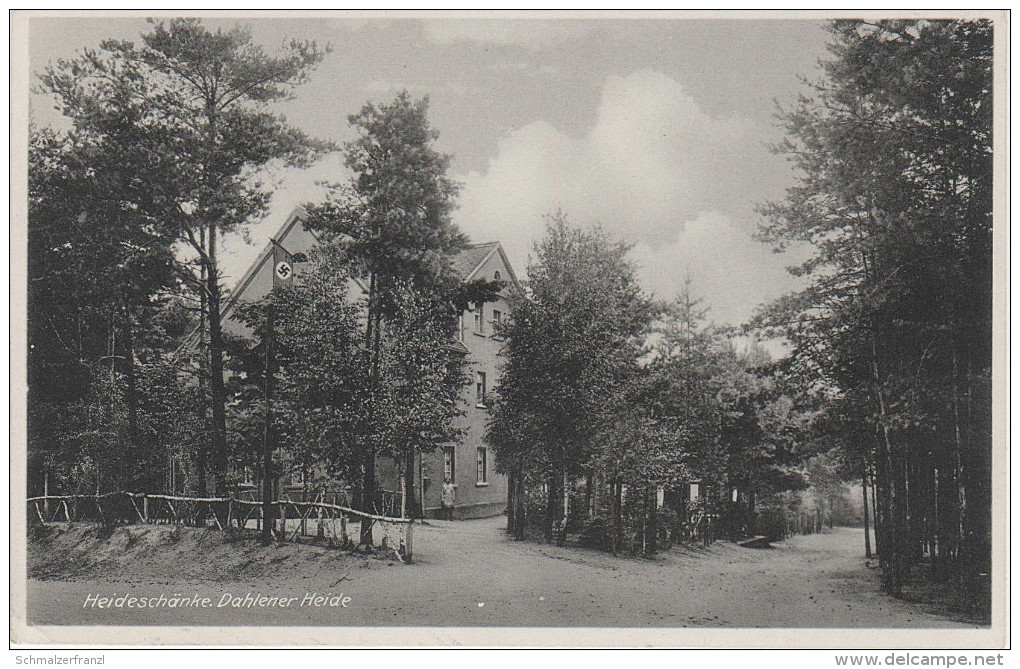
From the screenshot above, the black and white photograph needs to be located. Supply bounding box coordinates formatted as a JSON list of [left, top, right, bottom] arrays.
[[10, 10, 1008, 649]]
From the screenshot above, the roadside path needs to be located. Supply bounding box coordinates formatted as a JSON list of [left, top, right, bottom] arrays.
[[27, 517, 975, 627]]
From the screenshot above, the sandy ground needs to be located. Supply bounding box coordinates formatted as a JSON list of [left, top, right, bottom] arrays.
[[26, 516, 979, 628]]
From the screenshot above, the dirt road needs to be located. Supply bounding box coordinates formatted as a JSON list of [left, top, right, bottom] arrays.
[[27, 516, 977, 627]]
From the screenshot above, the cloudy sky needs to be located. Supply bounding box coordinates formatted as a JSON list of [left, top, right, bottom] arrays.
[[29, 14, 832, 327]]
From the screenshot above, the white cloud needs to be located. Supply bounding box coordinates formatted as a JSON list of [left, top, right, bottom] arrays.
[[628, 211, 800, 326], [362, 78, 473, 100], [217, 69, 803, 328], [362, 79, 412, 93], [454, 69, 800, 327], [422, 19, 595, 48]]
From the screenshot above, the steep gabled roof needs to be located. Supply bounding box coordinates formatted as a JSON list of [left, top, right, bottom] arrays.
[[452, 242, 501, 280], [453, 241, 524, 297], [222, 210, 524, 322], [220, 206, 314, 321], [178, 209, 523, 356]]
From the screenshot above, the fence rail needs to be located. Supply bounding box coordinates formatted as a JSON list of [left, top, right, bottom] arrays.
[[27, 491, 413, 561]]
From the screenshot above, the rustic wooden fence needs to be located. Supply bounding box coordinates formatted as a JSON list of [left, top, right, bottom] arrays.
[[27, 491, 413, 562], [235, 487, 404, 518], [687, 510, 717, 547], [749, 508, 827, 542]]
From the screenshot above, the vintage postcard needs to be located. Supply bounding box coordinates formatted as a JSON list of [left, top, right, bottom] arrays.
[[9, 10, 1009, 649]]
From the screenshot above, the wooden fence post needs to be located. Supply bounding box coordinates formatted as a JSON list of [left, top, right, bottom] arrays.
[[25, 493, 414, 563], [404, 520, 413, 561]]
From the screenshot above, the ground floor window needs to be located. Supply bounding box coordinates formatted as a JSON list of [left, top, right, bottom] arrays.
[[443, 447, 455, 483]]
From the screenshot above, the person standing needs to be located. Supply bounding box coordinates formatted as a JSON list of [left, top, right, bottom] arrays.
[[441, 479, 457, 520]]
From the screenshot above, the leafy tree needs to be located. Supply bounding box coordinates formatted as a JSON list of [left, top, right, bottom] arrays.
[[756, 19, 992, 601], [231, 244, 367, 491], [377, 285, 468, 518], [640, 282, 811, 543], [645, 282, 733, 490], [804, 450, 857, 528], [134, 349, 209, 494], [39, 18, 329, 493], [489, 213, 653, 544], [304, 91, 470, 537], [27, 125, 180, 494]]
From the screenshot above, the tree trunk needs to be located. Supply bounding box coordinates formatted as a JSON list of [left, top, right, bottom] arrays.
[[507, 469, 516, 534], [545, 471, 558, 543], [645, 484, 658, 555], [513, 456, 526, 540], [958, 351, 991, 593], [584, 471, 593, 519], [612, 475, 622, 554], [870, 462, 879, 554], [896, 439, 909, 592], [862, 465, 872, 559], [559, 466, 569, 545], [869, 324, 903, 594], [196, 223, 208, 496], [936, 420, 959, 577], [404, 447, 419, 519], [120, 305, 142, 489], [261, 304, 275, 542], [360, 274, 380, 547], [206, 225, 229, 495], [874, 424, 894, 588]]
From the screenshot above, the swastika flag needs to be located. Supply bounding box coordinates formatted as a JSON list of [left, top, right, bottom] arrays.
[[272, 239, 294, 289]]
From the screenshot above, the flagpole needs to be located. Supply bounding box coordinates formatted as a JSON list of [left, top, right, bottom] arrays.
[[262, 238, 295, 542], [262, 238, 284, 543], [261, 296, 275, 542]]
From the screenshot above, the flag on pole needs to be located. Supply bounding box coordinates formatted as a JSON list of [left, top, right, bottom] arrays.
[[271, 239, 294, 289]]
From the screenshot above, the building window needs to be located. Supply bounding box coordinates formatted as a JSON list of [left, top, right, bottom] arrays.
[[476, 447, 488, 484], [473, 302, 484, 334], [491, 309, 505, 340], [476, 371, 487, 406], [443, 447, 455, 483], [493, 270, 501, 281]]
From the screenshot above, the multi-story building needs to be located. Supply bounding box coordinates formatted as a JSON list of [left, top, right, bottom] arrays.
[[221, 207, 519, 519]]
